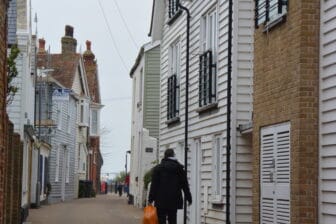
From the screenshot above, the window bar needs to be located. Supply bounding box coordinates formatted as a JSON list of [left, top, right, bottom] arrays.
[[265, 0, 270, 22], [199, 55, 203, 107], [167, 77, 172, 119], [172, 75, 176, 118], [255, 0, 259, 28], [207, 50, 213, 104], [203, 53, 207, 106]]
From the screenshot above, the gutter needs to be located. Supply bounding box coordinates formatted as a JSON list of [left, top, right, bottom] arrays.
[[177, 2, 190, 224], [226, 0, 233, 223]]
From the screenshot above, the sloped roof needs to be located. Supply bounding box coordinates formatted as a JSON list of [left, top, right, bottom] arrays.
[[37, 53, 81, 89]]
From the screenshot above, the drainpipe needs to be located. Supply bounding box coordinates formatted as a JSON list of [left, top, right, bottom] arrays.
[[177, 2, 190, 224], [226, 0, 233, 223]]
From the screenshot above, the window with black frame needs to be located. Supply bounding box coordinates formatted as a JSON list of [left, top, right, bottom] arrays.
[[168, 0, 181, 23], [167, 41, 180, 121], [199, 8, 217, 108], [255, 0, 288, 27]]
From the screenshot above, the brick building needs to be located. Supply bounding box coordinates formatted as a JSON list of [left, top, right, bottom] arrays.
[[253, 1, 320, 223], [0, 1, 9, 222], [83, 40, 103, 194]]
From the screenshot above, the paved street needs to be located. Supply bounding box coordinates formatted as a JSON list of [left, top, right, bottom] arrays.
[[25, 194, 143, 224]]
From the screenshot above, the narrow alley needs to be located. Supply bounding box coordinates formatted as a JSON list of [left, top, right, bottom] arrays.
[[25, 194, 142, 224]]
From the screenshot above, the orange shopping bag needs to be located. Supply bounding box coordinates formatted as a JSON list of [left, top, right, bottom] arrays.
[[142, 205, 159, 224]]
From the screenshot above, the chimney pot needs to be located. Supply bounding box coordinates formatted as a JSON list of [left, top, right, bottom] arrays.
[[65, 25, 74, 37], [39, 38, 45, 50], [86, 40, 91, 51]]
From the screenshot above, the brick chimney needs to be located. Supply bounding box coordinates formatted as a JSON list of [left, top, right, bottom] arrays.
[[61, 25, 77, 54], [83, 40, 95, 62], [38, 38, 46, 54]]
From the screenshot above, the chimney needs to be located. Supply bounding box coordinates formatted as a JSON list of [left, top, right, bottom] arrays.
[[61, 25, 77, 54], [38, 38, 46, 54], [83, 40, 95, 62]]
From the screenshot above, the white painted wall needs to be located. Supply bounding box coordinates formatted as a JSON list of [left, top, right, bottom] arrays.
[[158, 0, 254, 223], [6, 0, 36, 209], [319, 1, 336, 223]]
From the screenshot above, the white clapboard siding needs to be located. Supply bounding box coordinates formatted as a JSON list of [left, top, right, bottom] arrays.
[[159, 0, 253, 223], [48, 96, 77, 204], [260, 123, 290, 224], [320, 1, 336, 223]]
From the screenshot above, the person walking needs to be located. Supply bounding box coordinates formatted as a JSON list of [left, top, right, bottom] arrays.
[[117, 183, 123, 197], [148, 148, 192, 224]]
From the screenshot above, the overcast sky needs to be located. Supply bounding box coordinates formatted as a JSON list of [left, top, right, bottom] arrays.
[[32, 0, 153, 177]]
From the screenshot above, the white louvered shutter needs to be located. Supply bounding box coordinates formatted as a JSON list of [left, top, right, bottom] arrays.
[[261, 123, 290, 224]]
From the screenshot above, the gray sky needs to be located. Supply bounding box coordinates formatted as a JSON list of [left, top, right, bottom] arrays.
[[32, 0, 153, 177]]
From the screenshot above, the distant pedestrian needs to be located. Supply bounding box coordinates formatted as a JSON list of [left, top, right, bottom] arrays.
[[114, 182, 118, 194], [117, 183, 123, 197], [148, 148, 192, 224]]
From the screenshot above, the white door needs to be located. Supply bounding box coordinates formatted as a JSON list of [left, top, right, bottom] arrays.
[[190, 139, 201, 224], [260, 123, 291, 224]]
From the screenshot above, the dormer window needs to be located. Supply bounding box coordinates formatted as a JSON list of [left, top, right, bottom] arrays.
[[255, 0, 288, 28]]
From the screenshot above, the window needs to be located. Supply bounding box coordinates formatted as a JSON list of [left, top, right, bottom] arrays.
[[255, 0, 288, 27], [212, 135, 222, 202], [199, 9, 217, 107], [55, 146, 60, 182], [167, 41, 181, 121], [66, 104, 71, 133], [80, 102, 84, 123], [91, 110, 98, 135], [168, 0, 181, 22], [79, 100, 89, 125], [57, 103, 62, 130], [65, 146, 70, 183], [93, 152, 97, 164]]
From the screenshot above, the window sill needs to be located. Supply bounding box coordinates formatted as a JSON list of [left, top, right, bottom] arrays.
[[167, 10, 182, 25], [166, 116, 180, 126], [263, 14, 287, 32], [196, 102, 218, 114]]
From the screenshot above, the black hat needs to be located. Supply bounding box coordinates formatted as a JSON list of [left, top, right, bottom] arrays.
[[164, 148, 175, 158]]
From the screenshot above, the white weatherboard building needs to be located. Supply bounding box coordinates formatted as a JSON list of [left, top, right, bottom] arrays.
[[319, 1, 336, 223], [152, 0, 254, 223], [6, 0, 37, 217], [129, 42, 160, 208]]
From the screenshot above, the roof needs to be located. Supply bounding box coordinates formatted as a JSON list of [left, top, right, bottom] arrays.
[[129, 47, 144, 78], [37, 53, 81, 89]]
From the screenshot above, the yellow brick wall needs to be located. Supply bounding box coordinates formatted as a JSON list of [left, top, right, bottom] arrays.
[[252, 1, 320, 223]]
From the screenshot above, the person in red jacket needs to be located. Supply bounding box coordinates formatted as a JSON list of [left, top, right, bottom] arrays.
[[148, 148, 192, 224]]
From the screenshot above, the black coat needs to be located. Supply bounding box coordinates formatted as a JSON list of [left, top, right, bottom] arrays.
[[148, 158, 192, 210]]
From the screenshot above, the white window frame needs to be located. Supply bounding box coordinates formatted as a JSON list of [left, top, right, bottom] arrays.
[[256, 0, 288, 27], [90, 109, 99, 135], [167, 39, 181, 119], [65, 146, 70, 183], [55, 145, 60, 182], [200, 7, 218, 105], [66, 104, 71, 133], [57, 102, 62, 130], [93, 152, 97, 165], [211, 134, 222, 203]]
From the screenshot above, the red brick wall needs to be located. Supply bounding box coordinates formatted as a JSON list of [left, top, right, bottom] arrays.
[[253, 1, 320, 223], [3, 122, 23, 224], [0, 0, 8, 223], [89, 137, 102, 193]]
